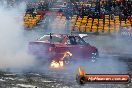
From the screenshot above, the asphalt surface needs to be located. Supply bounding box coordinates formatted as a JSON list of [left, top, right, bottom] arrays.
[[0, 55, 132, 88]]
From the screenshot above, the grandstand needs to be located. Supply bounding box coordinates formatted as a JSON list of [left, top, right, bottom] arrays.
[[55, 14, 132, 34]]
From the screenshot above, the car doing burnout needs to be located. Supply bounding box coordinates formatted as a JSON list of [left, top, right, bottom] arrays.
[[29, 33, 99, 63]]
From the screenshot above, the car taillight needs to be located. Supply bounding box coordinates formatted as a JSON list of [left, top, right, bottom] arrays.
[[48, 47, 52, 52]]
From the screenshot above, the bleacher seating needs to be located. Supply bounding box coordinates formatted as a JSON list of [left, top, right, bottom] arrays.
[[24, 14, 42, 28], [55, 14, 132, 34]]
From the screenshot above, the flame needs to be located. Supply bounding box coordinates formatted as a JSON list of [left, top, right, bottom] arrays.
[[61, 51, 72, 60], [50, 60, 64, 68], [78, 66, 86, 76], [50, 51, 72, 69]]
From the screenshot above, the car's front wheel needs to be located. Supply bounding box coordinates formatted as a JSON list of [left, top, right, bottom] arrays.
[[91, 51, 99, 62]]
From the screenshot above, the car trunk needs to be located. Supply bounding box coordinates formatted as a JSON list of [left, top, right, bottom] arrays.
[[28, 41, 55, 56]]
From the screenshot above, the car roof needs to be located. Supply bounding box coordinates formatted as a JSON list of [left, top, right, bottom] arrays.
[[41, 33, 79, 38], [38, 33, 88, 40], [47, 33, 88, 38], [46, 33, 80, 37]]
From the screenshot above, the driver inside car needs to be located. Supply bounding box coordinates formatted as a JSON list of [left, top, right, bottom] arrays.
[[69, 36, 77, 45]]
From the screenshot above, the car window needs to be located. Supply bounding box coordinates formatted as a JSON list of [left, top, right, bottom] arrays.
[[75, 36, 87, 45], [66, 36, 87, 45]]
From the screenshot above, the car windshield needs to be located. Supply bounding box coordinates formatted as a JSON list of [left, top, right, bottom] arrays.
[[39, 35, 64, 42]]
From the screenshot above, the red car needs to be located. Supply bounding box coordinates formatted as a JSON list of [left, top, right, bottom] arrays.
[[29, 33, 99, 65]]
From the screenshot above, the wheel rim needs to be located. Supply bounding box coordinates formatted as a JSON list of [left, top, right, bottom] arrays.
[[91, 52, 97, 62]]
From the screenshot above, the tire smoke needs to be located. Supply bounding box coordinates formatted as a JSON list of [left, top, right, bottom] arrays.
[[0, 1, 36, 70]]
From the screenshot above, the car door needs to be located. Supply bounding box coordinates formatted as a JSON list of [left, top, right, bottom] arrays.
[[65, 36, 86, 59], [75, 36, 91, 59]]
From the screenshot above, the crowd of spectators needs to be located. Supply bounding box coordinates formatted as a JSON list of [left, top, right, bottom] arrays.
[[5, 0, 131, 20], [64, 0, 132, 20], [26, 1, 49, 15], [2, 0, 54, 18]]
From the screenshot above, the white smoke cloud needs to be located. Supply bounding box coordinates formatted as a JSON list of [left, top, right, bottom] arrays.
[[77, 35, 132, 74], [46, 14, 71, 34], [0, 1, 36, 70]]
